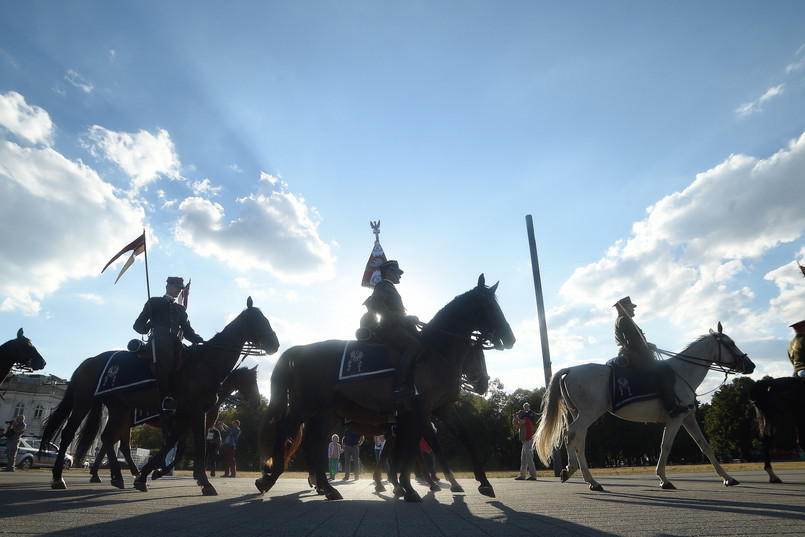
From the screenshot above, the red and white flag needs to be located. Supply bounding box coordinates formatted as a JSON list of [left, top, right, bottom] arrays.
[[361, 220, 387, 288], [180, 279, 191, 308], [101, 232, 146, 284]]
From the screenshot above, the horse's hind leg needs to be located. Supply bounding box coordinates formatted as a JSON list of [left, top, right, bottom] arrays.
[[761, 429, 781, 483], [565, 412, 604, 491], [680, 413, 738, 487]]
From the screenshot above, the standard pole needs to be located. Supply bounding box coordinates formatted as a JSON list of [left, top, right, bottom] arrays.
[[525, 214, 562, 476]]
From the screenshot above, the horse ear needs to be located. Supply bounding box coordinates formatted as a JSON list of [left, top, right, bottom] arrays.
[[477, 274, 486, 288], [717, 321, 723, 334], [17, 328, 23, 338], [251, 364, 259, 372], [247, 296, 253, 309], [489, 281, 499, 294]]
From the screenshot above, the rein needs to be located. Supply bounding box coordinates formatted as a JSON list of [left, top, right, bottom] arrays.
[[656, 333, 747, 397]]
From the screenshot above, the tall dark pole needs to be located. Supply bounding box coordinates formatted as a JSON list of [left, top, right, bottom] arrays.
[[526, 215, 562, 476]]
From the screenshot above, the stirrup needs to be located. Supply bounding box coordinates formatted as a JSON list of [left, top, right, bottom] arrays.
[[161, 396, 177, 413]]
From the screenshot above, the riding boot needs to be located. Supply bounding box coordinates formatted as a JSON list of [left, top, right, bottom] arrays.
[[157, 365, 177, 414], [392, 352, 416, 402], [656, 364, 690, 418]]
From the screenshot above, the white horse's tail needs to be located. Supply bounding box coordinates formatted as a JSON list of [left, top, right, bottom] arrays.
[[534, 367, 570, 466]]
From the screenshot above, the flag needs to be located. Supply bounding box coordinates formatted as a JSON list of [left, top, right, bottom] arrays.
[[180, 279, 191, 308], [799, 262, 805, 278], [101, 232, 146, 284], [361, 220, 387, 288]]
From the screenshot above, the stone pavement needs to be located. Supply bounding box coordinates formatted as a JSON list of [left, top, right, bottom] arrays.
[[0, 469, 803, 536]]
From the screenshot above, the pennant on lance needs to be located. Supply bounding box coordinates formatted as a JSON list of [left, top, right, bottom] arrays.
[[361, 220, 387, 288], [101, 232, 147, 284]]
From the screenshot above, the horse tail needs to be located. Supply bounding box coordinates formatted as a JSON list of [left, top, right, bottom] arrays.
[[40, 370, 78, 448], [73, 402, 104, 466], [259, 348, 294, 469], [750, 378, 774, 439], [534, 367, 570, 466], [283, 424, 304, 470]]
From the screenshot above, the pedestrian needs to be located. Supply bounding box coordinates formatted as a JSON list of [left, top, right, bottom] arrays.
[[221, 420, 241, 477], [328, 434, 343, 481], [342, 427, 364, 480], [513, 403, 537, 481], [4, 415, 26, 472], [206, 422, 222, 477], [374, 434, 391, 481]]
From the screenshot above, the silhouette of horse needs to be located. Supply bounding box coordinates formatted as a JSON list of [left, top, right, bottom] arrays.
[[40, 297, 278, 495], [750, 376, 805, 483], [78, 365, 261, 488], [536, 324, 754, 491], [1, 328, 47, 385], [256, 275, 514, 502]]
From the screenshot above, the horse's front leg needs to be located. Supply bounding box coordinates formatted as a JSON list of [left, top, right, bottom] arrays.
[[191, 415, 216, 495], [134, 422, 183, 492], [679, 413, 739, 487], [432, 404, 492, 497], [423, 423, 462, 493], [655, 418, 685, 489]]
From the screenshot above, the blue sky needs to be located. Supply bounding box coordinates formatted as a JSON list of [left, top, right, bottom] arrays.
[[2, 2, 805, 401]]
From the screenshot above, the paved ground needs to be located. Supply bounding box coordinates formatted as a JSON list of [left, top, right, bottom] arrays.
[[1, 468, 804, 536]]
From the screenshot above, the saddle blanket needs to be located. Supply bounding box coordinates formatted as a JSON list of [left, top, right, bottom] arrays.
[[94, 350, 156, 396], [606, 358, 659, 412], [338, 341, 395, 382], [132, 408, 159, 426]]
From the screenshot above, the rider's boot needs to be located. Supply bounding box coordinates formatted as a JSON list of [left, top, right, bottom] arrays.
[[392, 352, 417, 402], [657, 366, 691, 418]]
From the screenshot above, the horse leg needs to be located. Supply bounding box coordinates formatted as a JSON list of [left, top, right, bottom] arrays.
[[256, 411, 304, 494], [679, 413, 738, 487], [98, 416, 127, 489], [189, 415, 216, 496], [423, 420, 462, 493], [761, 427, 781, 483], [134, 420, 184, 492], [393, 416, 424, 503], [432, 404, 493, 497], [565, 411, 604, 491], [302, 415, 341, 500], [51, 405, 91, 489]]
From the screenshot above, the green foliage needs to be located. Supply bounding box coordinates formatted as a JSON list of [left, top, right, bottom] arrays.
[[703, 376, 757, 461]]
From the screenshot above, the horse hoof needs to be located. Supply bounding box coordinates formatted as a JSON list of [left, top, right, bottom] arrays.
[[325, 489, 343, 501], [89, 475, 102, 484], [560, 469, 570, 483], [404, 490, 423, 503], [134, 480, 148, 492], [152, 470, 163, 481], [375, 483, 386, 493], [660, 482, 676, 490], [478, 485, 495, 498], [725, 478, 739, 487], [51, 479, 67, 490], [590, 483, 604, 492], [430, 484, 440, 492], [770, 476, 783, 484], [450, 484, 464, 493], [110, 479, 125, 489], [255, 478, 267, 494], [393, 485, 405, 497], [202, 485, 218, 496]]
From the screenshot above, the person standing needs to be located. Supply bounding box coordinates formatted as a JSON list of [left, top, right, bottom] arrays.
[[342, 428, 364, 480], [3, 415, 26, 472], [328, 434, 343, 481], [133, 276, 204, 415], [513, 403, 537, 481], [221, 420, 241, 477], [206, 422, 222, 477], [787, 320, 805, 377], [373, 434, 391, 481]]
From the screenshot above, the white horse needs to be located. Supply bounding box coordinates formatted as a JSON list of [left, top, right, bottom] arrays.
[[535, 323, 754, 491]]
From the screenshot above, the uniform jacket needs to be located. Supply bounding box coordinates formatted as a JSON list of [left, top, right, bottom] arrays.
[[133, 295, 203, 344]]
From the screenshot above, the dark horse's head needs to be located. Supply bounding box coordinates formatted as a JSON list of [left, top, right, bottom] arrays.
[[468, 274, 516, 351], [462, 340, 490, 395], [239, 297, 280, 355], [6, 328, 47, 371]]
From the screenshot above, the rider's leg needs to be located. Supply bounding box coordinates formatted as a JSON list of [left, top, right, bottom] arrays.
[[655, 362, 691, 417]]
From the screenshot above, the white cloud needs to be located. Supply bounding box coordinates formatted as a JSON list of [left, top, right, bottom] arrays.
[[0, 91, 53, 145], [559, 130, 805, 345], [65, 69, 93, 93], [0, 95, 145, 315], [736, 84, 784, 117], [174, 173, 336, 284], [83, 126, 181, 192]]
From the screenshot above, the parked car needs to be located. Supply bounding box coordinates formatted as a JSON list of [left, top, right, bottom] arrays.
[[0, 436, 73, 469]]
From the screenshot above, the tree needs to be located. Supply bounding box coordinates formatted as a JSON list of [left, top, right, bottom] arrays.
[[703, 377, 756, 462]]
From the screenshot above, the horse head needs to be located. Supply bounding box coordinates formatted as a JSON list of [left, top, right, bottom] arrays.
[[709, 322, 755, 374], [473, 274, 515, 351], [14, 328, 47, 371], [462, 340, 490, 395], [241, 297, 280, 355]]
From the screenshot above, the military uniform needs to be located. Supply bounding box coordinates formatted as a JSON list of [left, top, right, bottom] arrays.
[[788, 320, 805, 378], [133, 277, 203, 411]]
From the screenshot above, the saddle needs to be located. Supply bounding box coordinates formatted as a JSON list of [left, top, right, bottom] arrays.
[[606, 358, 660, 411], [126, 339, 186, 373]]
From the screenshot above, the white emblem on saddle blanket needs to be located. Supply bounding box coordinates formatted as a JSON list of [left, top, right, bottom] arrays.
[[346, 350, 363, 372], [338, 341, 395, 381], [617, 377, 632, 397]]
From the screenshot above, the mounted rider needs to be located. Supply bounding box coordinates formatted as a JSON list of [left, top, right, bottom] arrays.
[[133, 276, 204, 413], [613, 296, 690, 418], [787, 320, 805, 378], [369, 260, 421, 402]]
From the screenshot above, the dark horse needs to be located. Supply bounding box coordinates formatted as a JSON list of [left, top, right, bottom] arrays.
[[1, 328, 47, 385], [77, 365, 261, 487], [41, 297, 278, 495], [750, 376, 805, 483], [256, 275, 515, 502]]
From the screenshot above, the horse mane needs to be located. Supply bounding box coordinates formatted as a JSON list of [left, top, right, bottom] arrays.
[[678, 333, 713, 355]]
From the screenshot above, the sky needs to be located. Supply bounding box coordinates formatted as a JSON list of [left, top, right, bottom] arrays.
[[2, 2, 805, 403]]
